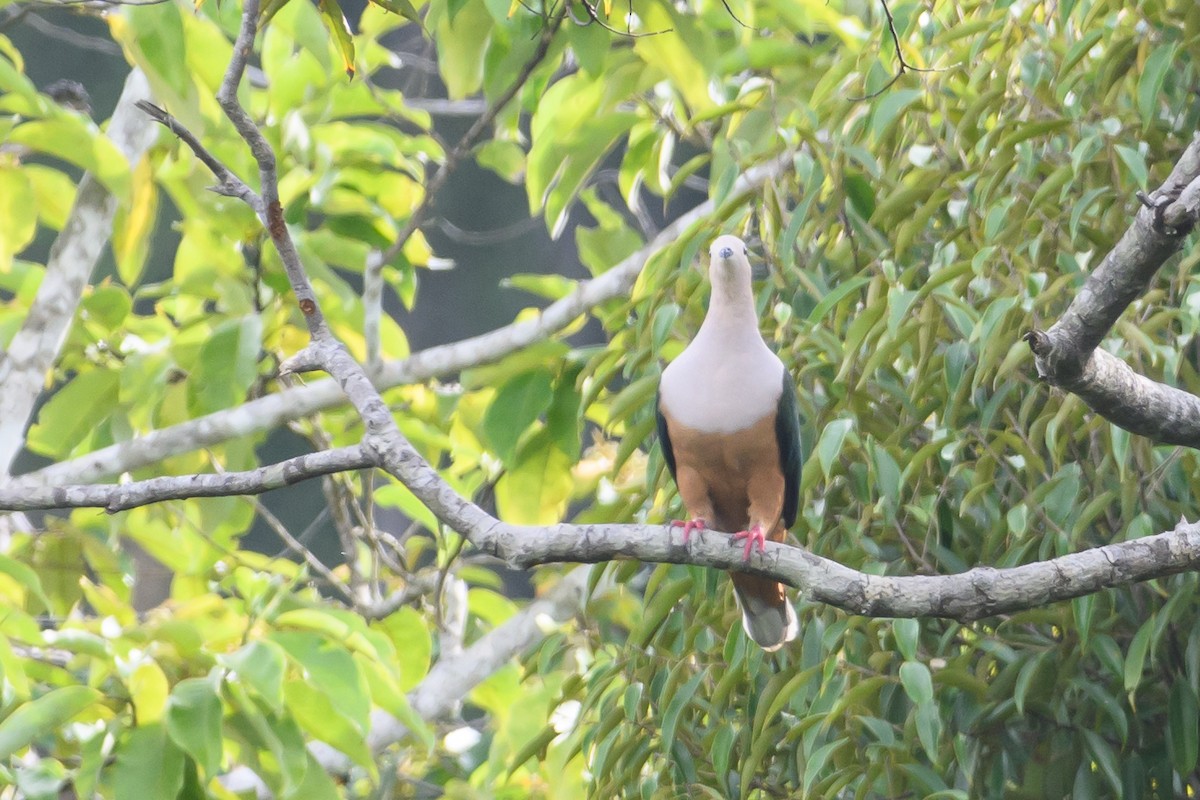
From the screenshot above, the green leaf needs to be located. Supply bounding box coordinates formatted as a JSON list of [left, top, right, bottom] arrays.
[[284, 679, 375, 774], [0, 552, 51, 612], [219, 641, 286, 712], [893, 618, 919, 662], [482, 369, 555, 465], [844, 171, 876, 219], [1123, 616, 1154, 696], [292, 751, 342, 800], [660, 670, 704, 756], [123, 2, 189, 99], [0, 166, 36, 267], [26, 369, 120, 458], [1137, 44, 1176, 127], [869, 87, 923, 140], [432, 0, 492, 98], [816, 418, 854, 478], [317, 0, 356, 78], [869, 439, 901, 508], [8, 117, 129, 201], [112, 157, 158, 285], [357, 656, 435, 750], [373, 607, 432, 691], [166, 677, 224, 777], [1114, 144, 1148, 189], [271, 631, 371, 732], [494, 432, 575, 525], [129, 659, 170, 724], [112, 724, 185, 800], [475, 139, 526, 183], [806, 276, 869, 325], [1169, 679, 1199, 775], [899, 661, 934, 707], [0, 687, 100, 760], [24, 164, 77, 231], [186, 315, 263, 415], [1082, 729, 1121, 794]]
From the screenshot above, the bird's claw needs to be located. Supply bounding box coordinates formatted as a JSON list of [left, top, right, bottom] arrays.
[[670, 517, 706, 543], [731, 524, 766, 561]]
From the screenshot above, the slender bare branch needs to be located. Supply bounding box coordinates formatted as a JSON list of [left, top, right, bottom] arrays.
[[136, 100, 263, 212], [0, 446, 373, 512], [249, 495, 358, 605]]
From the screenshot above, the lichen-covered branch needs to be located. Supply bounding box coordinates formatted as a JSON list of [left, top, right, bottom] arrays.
[[0, 446, 372, 512], [0, 69, 156, 475], [1028, 134, 1200, 446], [1025, 335, 1200, 447], [10, 462, 1200, 622]]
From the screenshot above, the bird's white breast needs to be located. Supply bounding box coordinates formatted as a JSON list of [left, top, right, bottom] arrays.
[[659, 333, 784, 433]]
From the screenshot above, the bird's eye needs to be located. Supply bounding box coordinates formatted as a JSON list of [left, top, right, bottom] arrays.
[[743, 247, 748, 255]]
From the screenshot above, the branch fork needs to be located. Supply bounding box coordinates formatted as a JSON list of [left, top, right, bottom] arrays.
[[1027, 134, 1200, 447]]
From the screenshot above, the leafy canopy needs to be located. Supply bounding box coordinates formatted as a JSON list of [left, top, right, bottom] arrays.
[[1, 0, 1199, 797]]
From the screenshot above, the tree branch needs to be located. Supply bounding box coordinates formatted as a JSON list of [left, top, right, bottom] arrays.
[[12, 155, 791, 487], [0, 68, 156, 475], [1027, 134, 1200, 446], [13, 463, 1200, 622], [135, 100, 263, 212], [1024, 335, 1200, 447], [0, 446, 373, 512]]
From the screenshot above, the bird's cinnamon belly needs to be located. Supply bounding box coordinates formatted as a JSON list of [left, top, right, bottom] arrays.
[[664, 411, 785, 537]]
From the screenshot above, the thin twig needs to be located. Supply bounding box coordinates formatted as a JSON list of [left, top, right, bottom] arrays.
[[136, 101, 264, 213], [250, 496, 358, 605], [849, 0, 940, 101], [0, 446, 376, 512], [572, 0, 671, 37]]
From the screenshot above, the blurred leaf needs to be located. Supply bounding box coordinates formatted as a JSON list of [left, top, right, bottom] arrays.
[[166, 676, 224, 777], [271, 631, 371, 733], [1137, 44, 1175, 127], [0, 687, 100, 760], [26, 370, 120, 458], [129, 659, 170, 724], [817, 418, 853, 478], [112, 724, 185, 800], [0, 166, 36, 266], [186, 315, 263, 415], [219, 641, 286, 712], [482, 368, 554, 465], [317, 0, 356, 78], [494, 432, 575, 524], [1169, 680, 1199, 775]]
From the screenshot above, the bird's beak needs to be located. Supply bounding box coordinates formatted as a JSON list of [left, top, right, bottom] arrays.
[[718, 247, 734, 259]]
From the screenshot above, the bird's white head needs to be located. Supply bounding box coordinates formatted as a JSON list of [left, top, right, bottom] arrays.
[[707, 235, 752, 289]]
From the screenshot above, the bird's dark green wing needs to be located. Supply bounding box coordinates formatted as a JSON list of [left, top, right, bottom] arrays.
[[655, 389, 678, 482], [775, 371, 803, 529]]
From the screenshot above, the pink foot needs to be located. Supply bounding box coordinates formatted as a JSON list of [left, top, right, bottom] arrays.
[[670, 517, 706, 543], [731, 524, 766, 561]]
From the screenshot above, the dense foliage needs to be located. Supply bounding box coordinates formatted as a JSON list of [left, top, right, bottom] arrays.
[[2, 0, 1200, 797]]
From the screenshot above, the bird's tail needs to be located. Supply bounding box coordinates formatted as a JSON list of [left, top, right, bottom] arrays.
[[731, 574, 798, 652]]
